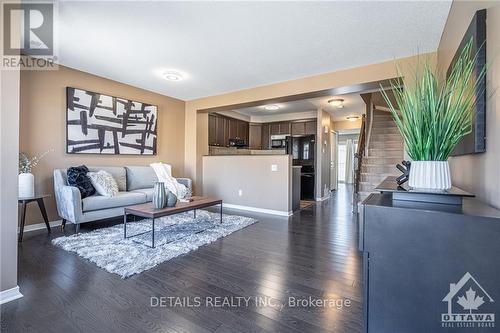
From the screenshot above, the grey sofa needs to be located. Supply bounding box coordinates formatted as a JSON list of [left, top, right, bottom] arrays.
[[54, 166, 192, 232]]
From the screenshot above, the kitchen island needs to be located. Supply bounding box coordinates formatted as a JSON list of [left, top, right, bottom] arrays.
[[202, 154, 298, 216]]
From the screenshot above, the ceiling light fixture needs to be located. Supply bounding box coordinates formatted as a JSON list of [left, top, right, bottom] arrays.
[[163, 71, 183, 81], [328, 98, 344, 109], [347, 116, 360, 122], [264, 104, 280, 111]]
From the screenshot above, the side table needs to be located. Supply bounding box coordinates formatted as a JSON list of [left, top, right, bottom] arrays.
[[18, 194, 51, 242]]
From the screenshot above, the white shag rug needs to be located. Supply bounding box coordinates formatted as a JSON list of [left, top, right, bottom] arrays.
[[52, 210, 257, 278]]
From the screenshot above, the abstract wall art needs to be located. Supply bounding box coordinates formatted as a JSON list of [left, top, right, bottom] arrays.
[[447, 9, 486, 156], [66, 87, 157, 155]]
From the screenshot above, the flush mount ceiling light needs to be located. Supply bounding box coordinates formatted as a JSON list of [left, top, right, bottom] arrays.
[[328, 98, 344, 109], [264, 104, 280, 111], [163, 71, 183, 81], [347, 116, 360, 122]]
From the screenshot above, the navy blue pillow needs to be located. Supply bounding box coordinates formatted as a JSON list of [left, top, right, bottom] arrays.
[[67, 165, 95, 199]]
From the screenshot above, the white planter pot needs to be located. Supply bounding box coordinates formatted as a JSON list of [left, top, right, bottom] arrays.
[[18, 173, 35, 198], [409, 161, 451, 191]]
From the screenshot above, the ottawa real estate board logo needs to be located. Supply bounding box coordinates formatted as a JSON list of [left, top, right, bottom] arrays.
[[441, 272, 495, 329]]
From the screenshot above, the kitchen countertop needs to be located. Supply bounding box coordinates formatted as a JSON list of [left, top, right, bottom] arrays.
[[208, 146, 287, 155]]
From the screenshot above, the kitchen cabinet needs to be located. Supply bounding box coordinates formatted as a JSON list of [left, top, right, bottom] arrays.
[[209, 113, 249, 147], [305, 120, 317, 135], [290, 120, 317, 136], [208, 114, 217, 146], [269, 122, 291, 135], [228, 118, 237, 140], [261, 124, 270, 149], [279, 121, 291, 135], [237, 121, 248, 140], [216, 116, 225, 146], [249, 124, 262, 149], [291, 122, 306, 136], [269, 123, 280, 135]]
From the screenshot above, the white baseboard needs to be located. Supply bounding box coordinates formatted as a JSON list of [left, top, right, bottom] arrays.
[[315, 194, 330, 202], [18, 219, 62, 234], [0, 286, 23, 304], [222, 203, 292, 217]]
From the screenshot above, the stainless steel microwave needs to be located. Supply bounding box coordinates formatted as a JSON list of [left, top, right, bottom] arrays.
[[271, 135, 288, 149]]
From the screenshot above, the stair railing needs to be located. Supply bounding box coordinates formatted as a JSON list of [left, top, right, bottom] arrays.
[[353, 114, 366, 212], [364, 102, 374, 157]]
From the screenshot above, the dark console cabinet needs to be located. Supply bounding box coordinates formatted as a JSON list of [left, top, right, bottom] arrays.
[[362, 194, 500, 333]]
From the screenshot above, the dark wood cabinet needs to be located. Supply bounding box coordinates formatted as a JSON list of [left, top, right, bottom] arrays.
[[236, 121, 248, 140], [261, 124, 270, 149], [269, 121, 291, 135], [291, 122, 306, 135], [227, 118, 238, 140], [208, 113, 249, 147], [270, 123, 280, 135], [210, 116, 317, 148], [279, 121, 291, 135], [208, 114, 217, 146], [305, 120, 317, 135], [216, 116, 225, 146], [249, 124, 262, 149]]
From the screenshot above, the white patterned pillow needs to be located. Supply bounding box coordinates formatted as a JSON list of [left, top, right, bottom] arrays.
[[87, 170, 119, 197]]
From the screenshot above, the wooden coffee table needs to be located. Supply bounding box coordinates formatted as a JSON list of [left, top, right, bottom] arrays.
[[123, 196, 223, 248]]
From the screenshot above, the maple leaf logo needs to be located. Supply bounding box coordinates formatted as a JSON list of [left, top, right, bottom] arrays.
[[457, 287, 485, 313]]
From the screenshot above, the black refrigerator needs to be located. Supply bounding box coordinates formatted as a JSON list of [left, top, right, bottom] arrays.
[[287, 135, 315, 200]]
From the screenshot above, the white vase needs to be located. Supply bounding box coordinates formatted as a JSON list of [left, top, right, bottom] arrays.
[[409, 161, 451, 191], [18, 173, 35, 198]]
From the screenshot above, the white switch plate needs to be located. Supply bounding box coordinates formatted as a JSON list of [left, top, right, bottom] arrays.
[[271, 164, 278, 172], [238, 189, 243, 196]]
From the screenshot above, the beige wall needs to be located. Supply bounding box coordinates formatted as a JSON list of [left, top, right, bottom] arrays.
[[185, 53, 435, 192], [216, 110, 251, 122], [1, 67, 21, 294], [202, 155, 292, 214], [316, 108, 332, 199], [438, 1, 500, 208], [333, 119, 362, 131], [20, 65, 186, 226]]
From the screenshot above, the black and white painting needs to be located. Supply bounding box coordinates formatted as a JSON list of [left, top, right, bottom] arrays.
[[66, 87, 157, 155]]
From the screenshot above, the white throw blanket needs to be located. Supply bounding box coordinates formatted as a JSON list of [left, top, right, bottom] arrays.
[[150, 163, 189, 199]]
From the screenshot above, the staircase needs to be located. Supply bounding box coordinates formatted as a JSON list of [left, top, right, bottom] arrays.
[[359, 110, 404, 198]]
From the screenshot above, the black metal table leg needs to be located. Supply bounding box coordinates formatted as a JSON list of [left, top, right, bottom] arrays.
[[123, 213, 127, 239], [18, 201, 27, 242], [36, 198, 51, 233], [194, 209, 197, 219], [152, 218, 155, 248], [220, 203, 223, 224]]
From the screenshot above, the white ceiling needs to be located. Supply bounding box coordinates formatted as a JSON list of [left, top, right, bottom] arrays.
[[233, 92, 365, 122], [56, 1, 452, 101]]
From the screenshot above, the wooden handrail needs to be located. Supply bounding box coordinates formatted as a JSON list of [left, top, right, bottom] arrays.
[[353, 114, 366, 196]]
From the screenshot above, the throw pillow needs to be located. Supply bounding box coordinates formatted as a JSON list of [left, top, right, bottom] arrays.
[[87, 170, 119, 197], [67, 165, 96, 199]]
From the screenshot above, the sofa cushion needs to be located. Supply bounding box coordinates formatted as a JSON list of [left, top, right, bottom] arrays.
[[82, 191, 146, 212], [87, 166, 127, 191], [130, 188, 154, 201], [67, 165, 95, 199], [125, 166, 158, 191], [87, 170, 119, 197]]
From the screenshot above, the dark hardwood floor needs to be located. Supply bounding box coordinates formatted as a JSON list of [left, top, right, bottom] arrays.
[[1, 184, 363, 333]]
